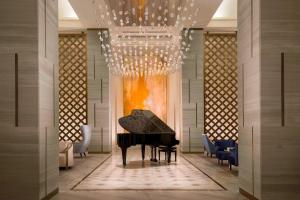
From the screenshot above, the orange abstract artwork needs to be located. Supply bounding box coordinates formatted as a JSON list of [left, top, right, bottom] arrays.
[[123, 75, 167, 122]]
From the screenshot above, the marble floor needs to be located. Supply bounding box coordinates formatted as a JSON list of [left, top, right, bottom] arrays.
[[54, 148, 247, 200], [74, 149, 223, 191]]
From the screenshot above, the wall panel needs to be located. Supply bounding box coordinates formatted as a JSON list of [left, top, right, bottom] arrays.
[[0, 0, 59, 199], [87, 29, 110, 152], [58, 34, 88, 142], [204, 33, 238, 141], [181, 29, 204, 152]]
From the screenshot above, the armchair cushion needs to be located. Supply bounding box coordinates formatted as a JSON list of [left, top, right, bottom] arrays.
[[215, 139, 236, 151], [73, 125, 92, 155], [202, 134, 217, 156], [59, 141, 74, 168]]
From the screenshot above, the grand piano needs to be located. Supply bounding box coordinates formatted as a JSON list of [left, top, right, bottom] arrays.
[[117, 109, 180, 166]]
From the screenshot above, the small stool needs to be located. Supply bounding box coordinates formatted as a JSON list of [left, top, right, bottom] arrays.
[[158, 146, 177, 162]]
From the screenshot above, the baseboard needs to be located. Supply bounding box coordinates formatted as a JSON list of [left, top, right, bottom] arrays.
[[88, 151, 111, 154], [239, 188, 259, 200], [41, 188, 59, 200], [181, 151, 204, 154]]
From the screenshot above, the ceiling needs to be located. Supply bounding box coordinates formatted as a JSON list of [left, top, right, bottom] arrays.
[[212, 0, 237, 20], [59, 0, 78, 20], [208, 0, 237, 29], [58, 0, 237, 31]]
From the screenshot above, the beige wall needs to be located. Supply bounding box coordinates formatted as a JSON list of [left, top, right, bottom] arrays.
[[181, 29, 204, 152], [87, 29, 111, 152], [0, 0, 59, 199], [238, 0, 300, 199], [238, 0, 261, 198], [260, 0, 300, 199]]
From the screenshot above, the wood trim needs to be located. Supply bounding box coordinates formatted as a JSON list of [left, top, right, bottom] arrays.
[[59, 32, 87, 36], [101, 127, 104, 152], [242, 64, 245, 127], [41, 188, 59, 200], [182, 28, 204, 31], [53, 64, 56, 127], [44, 0, 47, 58], [188, 79, 191, 103], [188, 127, 191, 152], [239, 188, 259, 200], [195, 103, 198, 128], [251, 126, 255, 194], [281, 52, 285, 126], [45, 127, 48, 195], [195, 53, 198, 79], [87, 28, 109, 31], [250, 0, 253, 58], [100, 79, 103, 103], [94, 103, 96, 128], [15, 53, 19, 127], [93, 54, 96, 80], [205, 31, 237, 35]]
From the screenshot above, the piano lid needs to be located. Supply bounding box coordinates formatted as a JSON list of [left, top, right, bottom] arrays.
[[118, 109, 175, 134]]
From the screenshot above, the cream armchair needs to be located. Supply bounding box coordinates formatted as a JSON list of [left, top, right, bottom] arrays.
[[59, 141, 74, 168]]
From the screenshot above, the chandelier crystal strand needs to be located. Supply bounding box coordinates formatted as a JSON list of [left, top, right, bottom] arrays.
[[94, 0, 198, 77]]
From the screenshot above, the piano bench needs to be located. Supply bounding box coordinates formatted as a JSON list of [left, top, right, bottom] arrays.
[[158, 146, 177, 162]]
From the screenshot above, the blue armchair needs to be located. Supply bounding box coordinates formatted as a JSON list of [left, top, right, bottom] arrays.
[[228, 144, 238, 170], [202, 134, 216, 157], [215, 139, 236, 152], [73, 125, 92, 157], [215, 139, 236, 165]]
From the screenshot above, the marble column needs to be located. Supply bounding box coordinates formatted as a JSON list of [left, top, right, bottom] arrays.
[[181, 29, 204, 152], [0, 0, 59, 199], [87, 29, 111, 153], [238, 0, 300, 199]]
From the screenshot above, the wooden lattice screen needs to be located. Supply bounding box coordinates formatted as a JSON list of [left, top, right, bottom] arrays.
[[59, 34, 87, 141], [204, 33, 238, 141]]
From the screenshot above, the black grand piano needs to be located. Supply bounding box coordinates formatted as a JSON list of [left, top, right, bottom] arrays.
[[117, 109, 180, 166]]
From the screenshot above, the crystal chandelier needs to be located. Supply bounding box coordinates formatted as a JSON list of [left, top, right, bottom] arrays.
[[94, 0, 199, 77]]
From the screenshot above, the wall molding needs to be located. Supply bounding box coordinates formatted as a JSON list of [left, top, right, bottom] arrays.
[[41, 188, 59, 200], [239, 188, 259, 200], [14, 53, 19, 127]]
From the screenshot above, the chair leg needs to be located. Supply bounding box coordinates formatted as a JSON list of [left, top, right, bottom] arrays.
[[158, 150, 161, 161], [84, 152, 86, 157], [229, 164, 232, 170], [165, 152, 167, 160], [175, 150, 177, 162], [80, 153, 82, 157]]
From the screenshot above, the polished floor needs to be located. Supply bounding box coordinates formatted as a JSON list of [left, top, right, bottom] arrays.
[[74, 148, 223, 191], [54, 148, 247, 200]]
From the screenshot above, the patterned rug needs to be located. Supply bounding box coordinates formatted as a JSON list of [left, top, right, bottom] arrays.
[[73, 148, 224, 191]]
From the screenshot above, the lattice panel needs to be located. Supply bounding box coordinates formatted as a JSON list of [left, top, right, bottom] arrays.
[[59, 34, 87, 142], [204, 34, 238, 141]]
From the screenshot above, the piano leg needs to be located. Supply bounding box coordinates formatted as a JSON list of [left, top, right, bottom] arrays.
[[141, 144, 145, 160], [167, 147, 171, 163], [121, 147, 127, 166], [150, 146, 153, 161], [154, 147, 157, 162], [150, 146, 158, 162]]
